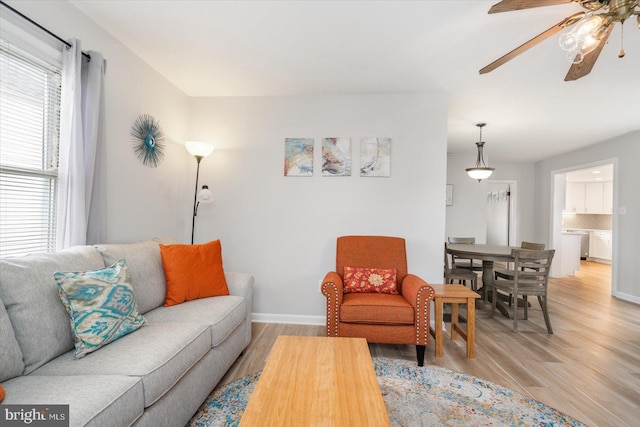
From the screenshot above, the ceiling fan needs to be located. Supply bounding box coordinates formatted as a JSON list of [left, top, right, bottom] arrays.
[[480, 0, 640, 81]]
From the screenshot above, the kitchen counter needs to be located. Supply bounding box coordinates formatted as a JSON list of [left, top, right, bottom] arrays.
[[563, 228, 612, 232], [563, 229, 612, 262], [560, 233, 581, 276]]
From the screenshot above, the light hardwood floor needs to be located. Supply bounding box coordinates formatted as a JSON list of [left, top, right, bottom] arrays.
[[217, 262, 640, 427]]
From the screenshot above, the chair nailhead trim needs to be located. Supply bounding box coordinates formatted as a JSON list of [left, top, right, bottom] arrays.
[[323, 281, 436, 344], [415, 286, 435, 344], [321, 282, 339, 337]]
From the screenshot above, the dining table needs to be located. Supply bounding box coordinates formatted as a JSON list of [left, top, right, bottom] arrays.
[[446, 243, 518, 318]]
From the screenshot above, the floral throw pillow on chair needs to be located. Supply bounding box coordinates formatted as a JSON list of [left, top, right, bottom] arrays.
[[343, 266, 398, 294]]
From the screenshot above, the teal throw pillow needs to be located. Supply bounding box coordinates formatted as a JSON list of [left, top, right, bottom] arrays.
[[54, 259, 147, 359]]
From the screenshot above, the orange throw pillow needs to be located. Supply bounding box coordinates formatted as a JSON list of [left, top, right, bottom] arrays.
[[160, 240, 229, 306], [0, 383, 5, 402]]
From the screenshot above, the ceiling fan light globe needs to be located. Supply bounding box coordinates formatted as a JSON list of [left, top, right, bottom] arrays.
[[573, 14, 604, 38], [580, 35, 600, 54], [559, 32, 578, 51], [568, 50, 585, 64]]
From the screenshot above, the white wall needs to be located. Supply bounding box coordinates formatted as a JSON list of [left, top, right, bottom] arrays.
[[446, 155, 536, 244], [8, 0, 192, 243], [535, 130, 640, 303], [189, 94, 448, 321]]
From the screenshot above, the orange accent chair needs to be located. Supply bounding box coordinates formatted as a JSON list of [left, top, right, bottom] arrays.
[[321, 236, 435, 366]]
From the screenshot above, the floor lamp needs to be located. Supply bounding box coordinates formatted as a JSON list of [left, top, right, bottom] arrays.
[[185, 141, 215, 244]]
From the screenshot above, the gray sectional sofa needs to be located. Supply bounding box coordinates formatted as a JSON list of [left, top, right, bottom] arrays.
[[0, 239, 254, 427]]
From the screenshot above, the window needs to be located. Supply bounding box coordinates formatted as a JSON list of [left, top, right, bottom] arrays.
[[0, 37, 62, 258]]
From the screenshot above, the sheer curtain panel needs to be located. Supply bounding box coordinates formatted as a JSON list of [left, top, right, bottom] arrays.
[[56, 39, 105, 249]]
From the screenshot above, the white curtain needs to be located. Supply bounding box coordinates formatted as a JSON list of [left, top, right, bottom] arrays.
[[56, 39, 106, 249]]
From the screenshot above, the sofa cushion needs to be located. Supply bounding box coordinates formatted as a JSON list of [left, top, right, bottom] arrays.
[[54, 259, 148, 358], [31, 321, 211, 407], [144, 295, 246, 347], [0, 294, 24, 382], [1, 375, 143, 427], [340, 293, 414, 324], [160, 240, 229, 307], [0, 246, 105, 374], [95, 239, 168, 314]]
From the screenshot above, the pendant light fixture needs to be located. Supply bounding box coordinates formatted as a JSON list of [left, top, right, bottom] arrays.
[[465, 123, 495, 182]]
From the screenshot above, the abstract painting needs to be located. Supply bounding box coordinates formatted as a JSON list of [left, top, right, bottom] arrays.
[[322, 137, 351, 176], [284, 138, 314, 176], [360, 137, 391, 177]]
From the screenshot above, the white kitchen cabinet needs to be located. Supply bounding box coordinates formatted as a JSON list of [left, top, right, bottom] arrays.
[[566, 181, 613, 214], [603, 181, 613, 214], [565, 182, 586, 213], [585, 182, 604, 213], [590, 230, 612, 261]]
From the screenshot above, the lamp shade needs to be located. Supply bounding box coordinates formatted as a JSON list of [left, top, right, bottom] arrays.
[[466, 167, 494, 181], [185, 141, 215, 158], [197, 185, 214, 204]]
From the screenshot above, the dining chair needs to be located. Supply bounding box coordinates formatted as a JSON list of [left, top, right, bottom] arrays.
[[447, 237, 482, 272], [495, 241, 545, 281], [490, 248, 555, 333], [444, 243, 478, 291]]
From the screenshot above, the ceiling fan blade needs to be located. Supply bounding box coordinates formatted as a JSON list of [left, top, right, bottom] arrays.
[[480, 12, 585, 74], [564, 23, 615, 81], [489, 0, 575, 14]]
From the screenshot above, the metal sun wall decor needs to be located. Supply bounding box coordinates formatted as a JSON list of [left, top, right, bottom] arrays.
[[360, 137, 391, 177], [284, 138, 314, 176], [131, 114, 165, 167], [322, 137, 351, 176]]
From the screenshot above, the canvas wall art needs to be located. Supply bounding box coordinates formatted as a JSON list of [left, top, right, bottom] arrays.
[[322, 137, 351, 176], [284, 138, 314, 176], [360, 137, 391, 177]]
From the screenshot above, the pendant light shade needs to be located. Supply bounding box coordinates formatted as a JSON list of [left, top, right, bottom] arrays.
[[465, 123, 495, 182]]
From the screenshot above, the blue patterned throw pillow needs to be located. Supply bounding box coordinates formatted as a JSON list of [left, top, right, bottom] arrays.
[[54, 259, 147, 358]]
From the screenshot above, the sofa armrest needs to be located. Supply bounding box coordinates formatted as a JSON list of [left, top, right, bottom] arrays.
[[321, 272, 343, 337], [401, 274, 435, 346], [224, 272, 254, 301], [224, 271, 253, 347]]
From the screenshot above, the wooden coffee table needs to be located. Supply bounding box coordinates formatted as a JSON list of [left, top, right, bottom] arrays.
[[239, 335, 389, 426]]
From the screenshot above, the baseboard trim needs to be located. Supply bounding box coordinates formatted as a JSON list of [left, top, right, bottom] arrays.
[[252, 313, 325, 326], [612, 291, 640, 305], [251, 313, 446, 330]]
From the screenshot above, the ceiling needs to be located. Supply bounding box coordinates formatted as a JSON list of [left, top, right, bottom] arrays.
[[68, 0, 640, 163], [566, 163, 613, 182]]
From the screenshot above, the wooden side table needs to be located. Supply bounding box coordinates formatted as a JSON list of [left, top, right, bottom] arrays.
[[428, 284, 480, 358]]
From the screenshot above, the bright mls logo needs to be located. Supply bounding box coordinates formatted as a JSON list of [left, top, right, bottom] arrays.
[[2, 405, 69, 426]]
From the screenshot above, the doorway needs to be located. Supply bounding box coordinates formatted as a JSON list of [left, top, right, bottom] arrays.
[[550, 160, 616, 294]]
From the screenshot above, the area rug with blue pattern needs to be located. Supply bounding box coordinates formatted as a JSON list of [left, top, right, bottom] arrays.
[[188, 357, 585, 426]]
